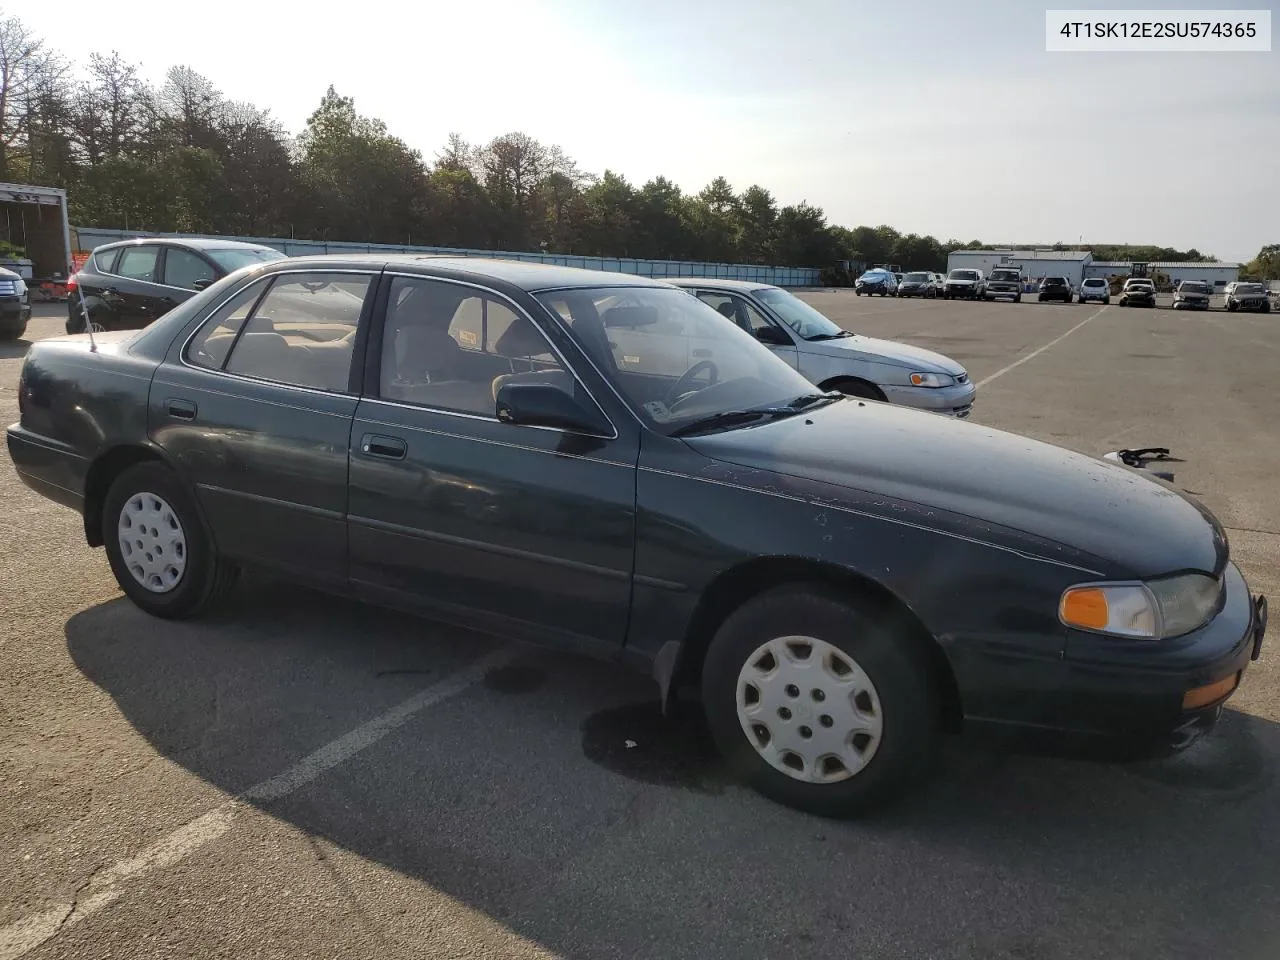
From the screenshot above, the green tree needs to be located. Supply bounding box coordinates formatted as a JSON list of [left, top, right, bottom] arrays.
[[295, 86, 428, 243]]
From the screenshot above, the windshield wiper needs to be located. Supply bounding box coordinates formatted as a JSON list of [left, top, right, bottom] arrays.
[[669, 406, 799, 438], [805, 330, 853, 341], [787, 391, 844, 410]]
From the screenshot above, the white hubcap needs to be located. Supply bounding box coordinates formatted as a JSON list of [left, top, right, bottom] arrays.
[[736, 635, 884, 783], [118, 492, 187, 593]]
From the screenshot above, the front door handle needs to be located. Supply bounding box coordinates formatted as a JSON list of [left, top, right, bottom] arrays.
[[692, 348, 712, 358], [166, 398, 197, 420], [360, 434, 407, 460]]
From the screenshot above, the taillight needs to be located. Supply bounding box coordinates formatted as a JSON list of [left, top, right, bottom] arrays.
[[66, 274, 78, 292]]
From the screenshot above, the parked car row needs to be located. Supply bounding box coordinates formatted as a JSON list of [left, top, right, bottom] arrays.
[[871, 267, 1275, 312], [9, 252, 1268, 819]]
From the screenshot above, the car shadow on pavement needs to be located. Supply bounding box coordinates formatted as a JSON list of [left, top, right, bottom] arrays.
[[66, 584, 1280, 960], [0, 337, 33, 360]]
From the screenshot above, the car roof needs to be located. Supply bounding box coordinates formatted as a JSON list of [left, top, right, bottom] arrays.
[[664, 277, 776, 293], [96, 237, 280, 253], [252, 254, 682, 294]]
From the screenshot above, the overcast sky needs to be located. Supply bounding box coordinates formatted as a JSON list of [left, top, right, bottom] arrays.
[[21, 0, 1278, 262]]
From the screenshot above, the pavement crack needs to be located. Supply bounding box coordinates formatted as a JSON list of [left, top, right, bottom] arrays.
[[305, 834, 389, 944], [60, 863, 106, 929], [1225, 525, 1280, 537]]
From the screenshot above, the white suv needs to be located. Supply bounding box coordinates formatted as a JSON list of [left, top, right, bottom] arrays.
[[1078, 277, 1110, 304]]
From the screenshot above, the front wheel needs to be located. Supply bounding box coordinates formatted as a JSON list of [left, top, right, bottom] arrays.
[[702, 587, 938, 818], [103, 462, 238, 619]]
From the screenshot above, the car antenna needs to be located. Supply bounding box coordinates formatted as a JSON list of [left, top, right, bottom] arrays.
[[74, 273, 98, 352]]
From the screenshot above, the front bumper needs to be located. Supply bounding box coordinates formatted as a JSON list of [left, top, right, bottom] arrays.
[[985, 286, 1021, 299], [1173, 298, 1210, 310], [945, 284, 978, 298], [881, 379, 976, 418], [1055, 561, 1265, 750], [0, 297, 30, 330], [1230, 299, 1268, 311]]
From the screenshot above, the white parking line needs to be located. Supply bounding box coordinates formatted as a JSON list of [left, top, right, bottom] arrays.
[[0, 645, 515, 960], [975, 305, 1109, 388]]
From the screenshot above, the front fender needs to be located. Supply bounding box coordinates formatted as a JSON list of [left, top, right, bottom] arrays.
[[625, 446, 1087, 723]]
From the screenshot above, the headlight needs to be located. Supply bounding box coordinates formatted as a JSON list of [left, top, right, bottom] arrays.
[[1059, 573, 1222, 639], [14, 278, 25, 296], [909, 371, 956, 388]]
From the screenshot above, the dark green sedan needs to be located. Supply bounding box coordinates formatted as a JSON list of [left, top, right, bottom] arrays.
[[8, 256, 1267, 817]]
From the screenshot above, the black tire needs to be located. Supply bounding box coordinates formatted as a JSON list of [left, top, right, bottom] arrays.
[[855, 289, 862, 296], [1104, 296, 1110, 304], [0, 324, 25, 342], [1227, 301, 1237, 312], [1014, 294, 1022, 303], [102, 461, 238, 619], [701, 586, 939, 818], [1263, 302, 1271, 314]]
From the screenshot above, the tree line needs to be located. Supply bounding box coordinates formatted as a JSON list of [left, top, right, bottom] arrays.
[[3, 11, 1256, 280]]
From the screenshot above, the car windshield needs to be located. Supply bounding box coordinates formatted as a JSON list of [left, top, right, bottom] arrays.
[[1181, 282, 1209, 294], [1236, 283, 1264, 294], [949, 270, 979, 280], [1128, 279, 1153, 287], [858, 270, 892, 281], [205, 247, 288, 272], [752, 287, 846, 339], [1044, 278, 1065, 286], [535, 286, 828, 436], [991, 271, 1019, 281], [1084, 279, 1105, 286], [903, 272, 930, 282]]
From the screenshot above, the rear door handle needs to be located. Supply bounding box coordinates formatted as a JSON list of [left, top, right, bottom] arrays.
[[360, 434, 407, 460], [166, 398, 197, 420]]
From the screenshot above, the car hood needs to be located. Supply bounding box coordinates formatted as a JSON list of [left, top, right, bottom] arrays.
[[946, 278, 977, 284], [806, 335, 966, 375], [685, 400, 1226, 579]]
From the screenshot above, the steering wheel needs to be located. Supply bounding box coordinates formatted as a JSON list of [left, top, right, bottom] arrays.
[[664, 359, 719, 409]]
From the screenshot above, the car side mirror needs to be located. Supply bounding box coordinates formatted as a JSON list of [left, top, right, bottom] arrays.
[[193, 278, 215, 290], [495, 382, 611, 435], [755, 325, 791, 345]]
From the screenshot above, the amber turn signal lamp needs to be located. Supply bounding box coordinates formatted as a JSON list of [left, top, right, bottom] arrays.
[[1060, 587, 1109, 630], [1182, 672, 1240, 711]]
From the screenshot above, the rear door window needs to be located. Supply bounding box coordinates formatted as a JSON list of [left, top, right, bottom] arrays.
[[93, 248, 120, 273], [115, 246, 161, 283], [222, 273, 373, 392]]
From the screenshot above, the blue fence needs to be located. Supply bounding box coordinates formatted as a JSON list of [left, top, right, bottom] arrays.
[[72, 226, 824, 288]]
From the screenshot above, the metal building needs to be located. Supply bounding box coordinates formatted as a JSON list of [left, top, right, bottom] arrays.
[[945, 249, 1092, 289]]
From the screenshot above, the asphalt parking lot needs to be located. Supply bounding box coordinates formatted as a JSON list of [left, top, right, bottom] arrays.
[[3, 295, 1278, 960]]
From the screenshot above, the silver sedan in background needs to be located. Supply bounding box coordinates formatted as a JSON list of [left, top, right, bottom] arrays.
[[665, 278, 976, 418]]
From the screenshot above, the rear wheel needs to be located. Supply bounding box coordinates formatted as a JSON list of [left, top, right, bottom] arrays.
[[701, 587, 938, 817], [102, 462, 238, 619]]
